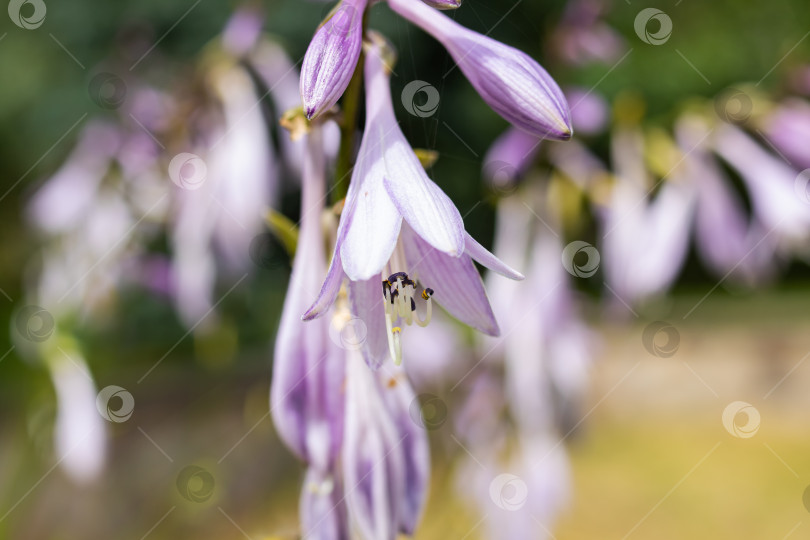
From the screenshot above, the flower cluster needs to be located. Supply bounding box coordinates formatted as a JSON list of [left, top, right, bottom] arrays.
[[271, 1, 574, 538]]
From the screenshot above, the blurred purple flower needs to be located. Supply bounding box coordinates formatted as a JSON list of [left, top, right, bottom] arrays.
[[303, 36, 522, 368], [301, 0, 368, 119], [676, 116, 777, 284], [550, 0, 626, 66], [714, 123, 810, 242], [388, 0, 572, 139], [482, 127, 541, 190], [600, 128, 696, 305], [566, 88, 609, 136], [762, 98, 810, 170]]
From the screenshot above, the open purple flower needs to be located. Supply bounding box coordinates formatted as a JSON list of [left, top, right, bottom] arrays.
[[301, 0, 368, 119], [387, 0, 572, 139], [303, 34, 522, 368]]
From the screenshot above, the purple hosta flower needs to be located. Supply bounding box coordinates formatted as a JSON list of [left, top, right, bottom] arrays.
[[566, 87, 609, 136], [343, 349, 429, 538], [454, 198, 588, 540], [303, 35, 523, 368], [600, 128, 696, 305], [482, 127, 542, 191], [301, 0, 368, 119], [713, 123, 810, 243], [387, 0, 572, 140], [221, 6, 263, 57], [676, 116, 776, 284], [762, 98, 810, 170], [170, 60, 277, 327], [550, 0, 626, 66], [271, 127, 345, 474]]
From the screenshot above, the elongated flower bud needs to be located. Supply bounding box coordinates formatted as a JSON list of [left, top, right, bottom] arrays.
[[388, 0, 572, 139], [301, 0, 367, 119]]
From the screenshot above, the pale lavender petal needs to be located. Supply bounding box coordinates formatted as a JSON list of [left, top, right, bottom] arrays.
[[342, 350, 401, 540], [400, 224, 499, 336], [303, 249, 346, 321], [464, 233, 524, 280], [375, 364, 430, 534], [362, 42, 465, 256], [340, 131, 403, 281], [347, 275, 390, 369], [301, 0, 367, 119], [388, 0, 572, 139], [300, 468, 350, 540]]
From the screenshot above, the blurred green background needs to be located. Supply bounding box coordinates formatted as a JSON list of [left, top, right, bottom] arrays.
[[1, 0, 810, 538]]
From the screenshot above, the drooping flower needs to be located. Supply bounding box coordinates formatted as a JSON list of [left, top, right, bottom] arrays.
[[387, 0, 572, 139], [301, 0, 368, 120], [342, 350, 429, 538], [713, 123, 810, 243], [676, 115, 777, 284], [303, 34, 523, 368], [599, 128, 696, 305], [271, 126, 345, 473]]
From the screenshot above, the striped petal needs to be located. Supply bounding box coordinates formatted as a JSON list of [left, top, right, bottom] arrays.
[[400, 223, 499, 336]]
